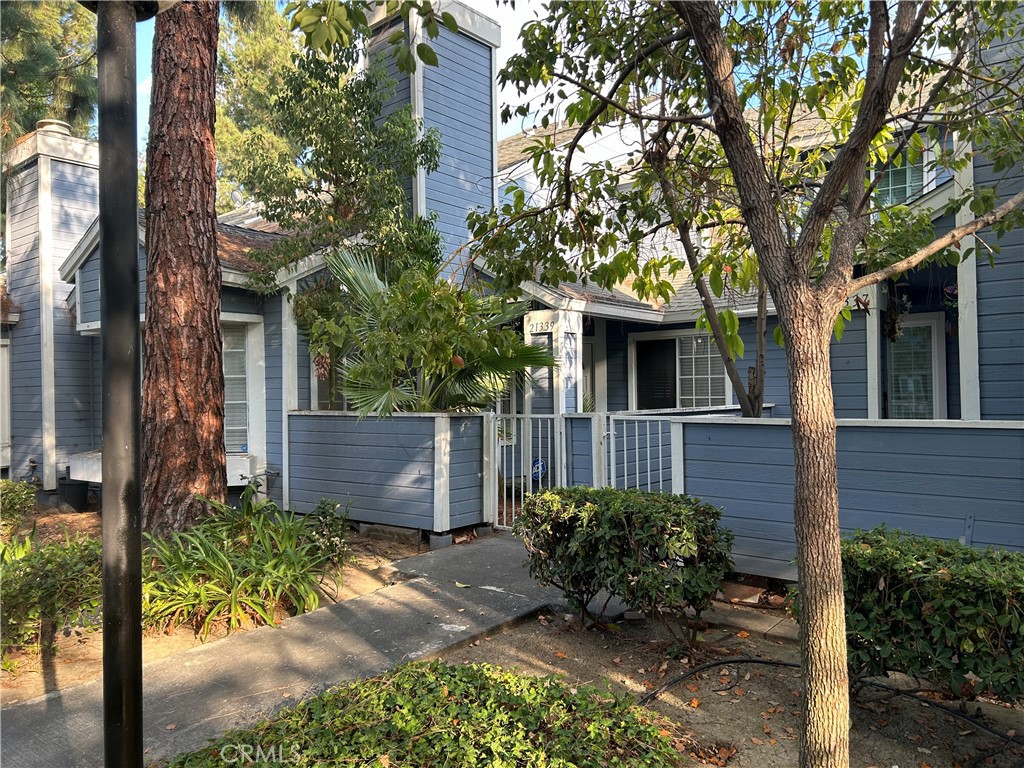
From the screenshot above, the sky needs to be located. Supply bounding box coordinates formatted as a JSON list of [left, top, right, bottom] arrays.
[[132, 1, 545, 153]]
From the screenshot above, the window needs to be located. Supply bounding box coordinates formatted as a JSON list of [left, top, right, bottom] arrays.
[[876, 148, 925, 207], [875, 131, 955, 208], [222, 325, 249, 452], [631, 331, 729, 410], [314, 362, 348, 411], [887, 313, 946, 419]]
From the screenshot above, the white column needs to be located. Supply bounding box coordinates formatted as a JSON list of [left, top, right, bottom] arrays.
[[955, 149, 980, 420]]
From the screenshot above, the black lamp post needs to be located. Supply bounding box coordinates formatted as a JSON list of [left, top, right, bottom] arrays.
[[79, 3, 177, 766]]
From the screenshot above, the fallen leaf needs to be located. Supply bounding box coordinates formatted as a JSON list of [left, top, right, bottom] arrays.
[[455, 582, 471, 588], [751, 737, 765, 746], [380, 756, 390, 768], [554, 651, 567, 659], [612, 657, 621, 664], [659, 729, 671, 738], [686, 683, 699, 692], [457, 608, 465, 612], [165, 724, 176, 731], [763, 723, 772, 735], [736, 631, 750, 639], [769, 738, 777, 746], [643, 680, 656, 690], [689, 698, 701, 708]]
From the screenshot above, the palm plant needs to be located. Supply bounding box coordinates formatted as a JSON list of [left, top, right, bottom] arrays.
[[304, 248, 555, 416]]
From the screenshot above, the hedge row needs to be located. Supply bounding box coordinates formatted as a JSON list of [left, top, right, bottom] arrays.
[[841, 527, 1023, 703]]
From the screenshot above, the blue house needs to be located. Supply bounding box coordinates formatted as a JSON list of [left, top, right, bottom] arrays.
[[488, 108, 1023, 575], [2, 5, 1021, 575], [1, 3, 502, 534]]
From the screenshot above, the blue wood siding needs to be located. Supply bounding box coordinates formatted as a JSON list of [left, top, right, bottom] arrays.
[[78, 250, 101, 325], [679, 420, 1023, 579], [6, 162, 43, 479], [528, 333, 554, 414], [370, 20, 414, 205], [288, 413, 435, 527], [682, 421, 797, 578], [606, 329, 628, 411], [263, 297, 284, 505], [739, 318, 790, 415], [974, 151, 1024, 420], [422, 27, 493, 276], [830, 312, 868, 418], [50, 162, 100, 469], [448, 416, 483, 529], [50, 161, 97, 267], [565, 416, 594, 487]]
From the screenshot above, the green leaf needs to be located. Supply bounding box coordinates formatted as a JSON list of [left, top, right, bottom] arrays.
[[441, 11, 458, 33], [416, 42, 439, 67]]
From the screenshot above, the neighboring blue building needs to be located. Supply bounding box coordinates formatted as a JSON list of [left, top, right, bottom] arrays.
[[495, 126, 1023, 425], [0, 3, 501, 514]]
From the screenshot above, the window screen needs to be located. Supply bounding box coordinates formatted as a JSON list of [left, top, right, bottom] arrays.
[[678, 334, 726, 408], [222, 325, 249, 452]]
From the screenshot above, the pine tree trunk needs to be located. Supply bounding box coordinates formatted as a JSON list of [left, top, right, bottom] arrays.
[[784, 291, 850, 768], [142, 0, 225, 535]]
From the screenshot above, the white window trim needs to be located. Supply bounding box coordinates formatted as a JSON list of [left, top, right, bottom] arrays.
[[887, 312, 947, 420], [627, 328, 735, 411]]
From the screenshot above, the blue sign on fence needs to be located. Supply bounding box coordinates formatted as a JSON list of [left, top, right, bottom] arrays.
[[532, 458, 546, 481]]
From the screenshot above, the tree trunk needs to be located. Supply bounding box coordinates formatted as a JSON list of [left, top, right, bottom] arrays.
[[783, 289, 850, 768], [142, 0, 224, 535]]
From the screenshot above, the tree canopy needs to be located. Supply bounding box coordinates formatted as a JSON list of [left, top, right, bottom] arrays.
[[470, 3, 1024, 767], [0, 0, 96, 151]]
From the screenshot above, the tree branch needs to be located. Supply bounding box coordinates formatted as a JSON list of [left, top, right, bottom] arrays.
[[559, 29, 693, 210], [846, 188, 1024, 295], [796, 1, 931, 269]]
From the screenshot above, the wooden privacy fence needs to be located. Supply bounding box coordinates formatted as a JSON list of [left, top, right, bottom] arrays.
[[283, 410, 1022, 578], [494, 412, 1024, 580]]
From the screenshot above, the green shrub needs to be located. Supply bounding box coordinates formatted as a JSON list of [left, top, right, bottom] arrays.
[[167, 660, 685, 768], [145, 488, 330, 638], [0, 533, 102, 654], [840, 527, 1023, 703], [515, 487, 733, 641], [305, 497, 351, 565], [1, 479, 36, 541]]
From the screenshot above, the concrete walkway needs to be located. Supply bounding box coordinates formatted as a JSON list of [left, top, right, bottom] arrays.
[[0, 534, 555, 768]]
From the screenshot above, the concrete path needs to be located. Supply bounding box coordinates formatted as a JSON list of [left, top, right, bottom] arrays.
[[0, 534, 555, 768]]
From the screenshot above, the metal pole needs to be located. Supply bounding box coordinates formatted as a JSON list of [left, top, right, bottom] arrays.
[[96, 3, 143, 766]]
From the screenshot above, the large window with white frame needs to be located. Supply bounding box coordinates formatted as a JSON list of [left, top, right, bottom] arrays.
[[630, 330, 730, 410], [887, 312, 946, 419]]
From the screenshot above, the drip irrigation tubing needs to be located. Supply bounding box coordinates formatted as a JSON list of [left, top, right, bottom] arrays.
[[637, 655, 1024, 747]]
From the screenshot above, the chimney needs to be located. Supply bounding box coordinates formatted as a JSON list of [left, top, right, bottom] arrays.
[[36, 119, 72, 136]]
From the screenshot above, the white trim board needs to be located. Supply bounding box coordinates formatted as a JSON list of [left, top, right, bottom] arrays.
[[38, 156, 57, 490]]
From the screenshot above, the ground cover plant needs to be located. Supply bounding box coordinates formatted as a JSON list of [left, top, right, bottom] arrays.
[[515, 487, 733, 644], [0, 479, 36, 542], [0, 531, 102, 656], [166, 659, 686, 768], [0, 486, 345, 657]]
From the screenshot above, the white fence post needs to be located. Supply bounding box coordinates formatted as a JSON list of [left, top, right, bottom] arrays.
[[591, 412, 607, 488], [670, 419, 685, 495], [482, 413, 498, 525], [608, 415, 617, 489], [433, 415, 451, 533], [556, 414, 567, 487]]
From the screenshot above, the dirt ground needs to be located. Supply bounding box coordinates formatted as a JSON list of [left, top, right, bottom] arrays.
[[4, 512, 1022, 767], [436, 612, 1024, 768]]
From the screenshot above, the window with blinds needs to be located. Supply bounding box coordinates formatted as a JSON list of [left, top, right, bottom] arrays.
[[222, 325, 249, 453], [678, 334, 726, 408], [634, 333, 727, 410], [887, 315, 944, 419]]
